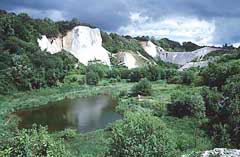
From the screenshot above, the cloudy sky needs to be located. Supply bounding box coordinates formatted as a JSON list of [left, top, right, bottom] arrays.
[[1, 0, 240, 46]]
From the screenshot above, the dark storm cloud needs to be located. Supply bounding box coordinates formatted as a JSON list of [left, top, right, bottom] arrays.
[[1, 0, 240, 44], [0, 0, 130, 30]]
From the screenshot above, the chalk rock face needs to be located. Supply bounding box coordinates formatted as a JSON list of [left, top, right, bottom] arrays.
[[140, 41, 165, 58], [115, 50, 153, 69], [37, 26, 111, 66], [140, 41, 220, 70], [115, 51, 138, 69], [183, 148, 240, 157], [178, 60, 210, 71], [140, 40, 217, 68], [38, 35, 62, 54], [158, 47, 218, 65]]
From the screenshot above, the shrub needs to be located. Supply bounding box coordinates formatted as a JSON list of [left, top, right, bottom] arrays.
[[118, 67, 130, 79], [78, 76, 86, 85], [60, 128, 78, 140], [86, 70, 99, 85], [167, 91, 206, 119], [165, 68, 178, 80], [167, 75, 182, 84], [200, 60, 240, 89], [223, 74, 240, 99], [201, 87, 223, 118], [87, 61, 109, 79], [106, 68, 120, 78], [146, 65, 159, 81], [158, 68, 167, 80], [128, 68, 146, 82], [131, 78, 152, 96], [0, 126, 69, 156], [181, 70, 194, 85], [107, 112, 177, 157]]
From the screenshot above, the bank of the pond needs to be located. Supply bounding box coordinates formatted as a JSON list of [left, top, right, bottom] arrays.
[[0, 82, 134, 136], [14, 95, 122, 133]]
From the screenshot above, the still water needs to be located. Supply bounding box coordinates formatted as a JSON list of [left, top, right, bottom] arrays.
[[14, 95, 122, 133]]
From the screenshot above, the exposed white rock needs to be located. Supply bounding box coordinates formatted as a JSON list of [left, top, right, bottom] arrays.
[[158, 47, 219, 65], [184, 148, 240, 157], [37, 26, 111, 66], [140, 40, 218, 67], [140, 41, 165, 58], [140, 41, 219, 70], [178, 60, 209, 71], [37, 35, 62, 54], [115, 51, 138, 69]]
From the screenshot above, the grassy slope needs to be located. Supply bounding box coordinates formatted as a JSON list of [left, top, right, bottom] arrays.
[[0, 80, 212, 156]]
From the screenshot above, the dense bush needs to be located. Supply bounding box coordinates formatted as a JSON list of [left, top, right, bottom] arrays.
[[201, 88, 224, 118], [87, 61, 109, 79], [167, 91, 206, 119], [181, 70, 195, 85], [146, 65, 159, 81], [201, 74, 240, 147], [200, 60, 240, 89], [108, 112, 177, 157], [0, 126, 69, 156], [128, 68, 146, 82], [223, 74, 240, 99], [167, 75, 182, 84], [131, 78, 152, 96], [86, 70, 99, 85]]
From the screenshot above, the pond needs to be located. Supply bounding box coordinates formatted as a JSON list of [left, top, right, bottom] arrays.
[[14, 95, 122, 133]]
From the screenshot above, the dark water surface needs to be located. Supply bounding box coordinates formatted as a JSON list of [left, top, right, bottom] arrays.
[[14, 95, 122, 133]]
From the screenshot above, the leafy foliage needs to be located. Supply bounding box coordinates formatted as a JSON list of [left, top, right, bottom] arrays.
[[131, 78, 152, 96], [86, 70, 99, 85], [108, 112, 177, 157], [168, 91, 206, 119], [0, 11, 78, 94], [0, 126, 69, 156], [200, 59, 240, 89]]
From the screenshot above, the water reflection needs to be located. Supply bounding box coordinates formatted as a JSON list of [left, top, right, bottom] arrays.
[[14, 95, 122, 133]]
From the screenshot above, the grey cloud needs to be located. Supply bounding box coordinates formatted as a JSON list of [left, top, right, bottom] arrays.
[[1, 0, 240, 44]]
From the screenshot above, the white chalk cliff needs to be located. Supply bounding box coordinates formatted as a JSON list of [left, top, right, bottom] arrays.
[[141, 41, 218, 70], [115, 51, 138, 69], [158, 47, 218, 65], [140, 41, 165, 58], [37, 26, 111, 66], [114, 50, 153, 69]]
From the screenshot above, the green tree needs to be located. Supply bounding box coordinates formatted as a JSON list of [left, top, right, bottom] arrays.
[[167, 91, 206, 119], [181, 70, 194, 85], [146, 65, 159, 81], [128, 68, 146, 82], [86, 70, 99, 85], [108, 112, 177, 157], [131, 78, 152, 96]]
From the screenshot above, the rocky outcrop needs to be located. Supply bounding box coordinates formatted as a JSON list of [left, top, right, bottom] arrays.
[[140, 40, 219, 70], [157, 47, 218, 65], [115, 50, 153, 69], [184, 148, 240, 157], [115, 51, 138, 69], [178, 60, 210, 71], [38, 26, 111, 66], [140, 41, 165, 58]]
